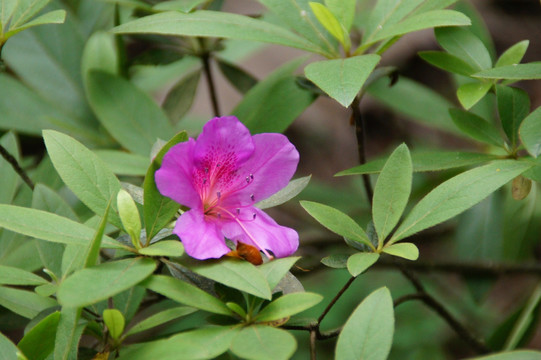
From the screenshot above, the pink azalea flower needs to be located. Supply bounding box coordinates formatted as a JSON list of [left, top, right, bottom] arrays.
[[155, 116, 299, 260]]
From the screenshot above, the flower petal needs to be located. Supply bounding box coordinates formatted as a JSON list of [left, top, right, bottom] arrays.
[[223, 133, 299, 207], [155, 139, 201, 208], [194, 116, 254, 167], [174, 209, 231, 260], [221, 207, 298, 258]]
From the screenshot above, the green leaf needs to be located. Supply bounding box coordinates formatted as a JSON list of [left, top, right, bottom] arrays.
[[17, 311, 60, 360], [449, 108, 503, 147], [256, 176, 311, 209], [335, 287, 394, 360], [111, 10, 328, 56], [0, 132, 19, 204], [367, 76, 460, 135], [234, 57, 316, 134], [457, 82, 492, 110], [120, 326, 238, 360], [54, 307, 85, 360], [117, 189, 142, 249], [325, 0, 355, 31], [138, 240, 184, 257], [125, 306, 197, 336], [373, 143, 412, 242], [81, 31, 119, 84], [419, 51, 477, 76], [43, 130, 122, 227], [256, 292, 323, 322], [86, 71, 174, 156], [366, 10, 471, 47], [382, 242, 419, 260], [5, 0, 48, 29], [103, 309, 125, 340], [258, 257, 300, 291], [0, 286, 57, 319], [188, 258, 272, 300], [435, 27, 492, 70], [95, 150, 149, 176], [163, 70, 201, 123], [57, 257, 157, 307], [309, 2, 348, 50], [321, 254, 348, 269], [300, 201, 372, 249], [0, 331, 19, 360], [473, 63, 541, 80], [0, 265, 48, 285], [337, 151, 499, 176], [497, 85, 530, 149], [347, 252, 379, 277], [0, 205, 125, 249], [142, 275, 232, 315], [519, 107, 541, 158], [5, 9, 66, 38], [217, 59, 257, 94], [144, 132, 188, 241], [495, 40, 529, 68], [230, 326, 296, 360], [465, 351, 541, 360], [304, 55, 380, 108], [504, 284, 541, 350], [390, 160, 532, 243], [83, 200, 111, 268], [153, 0, 207, 12]]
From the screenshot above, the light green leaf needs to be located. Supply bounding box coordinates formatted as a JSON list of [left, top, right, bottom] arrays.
[[435, 27, 491, 71], [81, 31, 119, 84], [325, 0, 355, 31], [466, 350, 541, 360], [304, 55, 380, 107], [86, 71, 174, 156], [153, 0, 207, 12], [419, 51, 477, 76], [5, 9, 65, 38], [256, 176, 311, 210], [497, 85, 530, 149], [382, 242, 419, 260], [519, 107, 541, 158], [347, 252, 379, 277], [43, 130, 122, 227], [366, 10, 471, 47], [188, 258, 272, 300], [0, 205, 125, 249], [258, 257, 300, 291], [234, 57, 316, 134], [473, 63, 541, 80], [0, 265, 47, 285], [230, 326, 296, 360], [373, 143, 412, 242], [300, 201, 372, 248], [103, 309, 125, 340], [457, 82, 492, 110], [5, 0, 48, 29], [95, 150, 149, 176], [143, 132, 187, 242], [449, 108, 503, 147], [0, 331, 19, 360], [256, 292, 323, 322], [138, 240, 184, 257], [495, 40, 529, 68], [142, 275, 232, 315], [54, 307, 84, 360], [117, 189, 142, 249], [337, 151, 499, 176], [120, 326, 238, 360], [309, 2, 348, 50], [17, 311, 60, 360], [111, 10, 328, 56], [335, 287, 394, 360], [83, 200, 111, 268], [57, 257, 157, 307], [125, 306, 197, 336], [390, 160, 532, 243], [0, 286, 57, 319]]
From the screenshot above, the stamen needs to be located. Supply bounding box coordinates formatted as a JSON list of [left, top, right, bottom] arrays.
[[236, 208, 241, 215], [204, 167, 209, 174], [250, 194, 255, 202], [252, 213, 256, 220], [217, 191, 221, 199], [246, 174, 254, 183], [217, 212, 221, 219]]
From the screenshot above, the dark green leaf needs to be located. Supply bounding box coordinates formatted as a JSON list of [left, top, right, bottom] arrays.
[[449, 108, 503, 147], [497, 85, 530, 149], [473, 63, 541, 80], [465, 351, 541, 360], [519, 107, 541, 158], [419, 51, 477, 76], [0, 265, 47, 286], [217, 58, 257, 94], [83, 200, 111, 267], [163, 70, 201, 123], [321, 254, 348, 269], [0, 286, 57, 319], [125, 306, 197, 336], [0, 132, 19, 204], [230, 325, 296, 360], [18, 311, 60, 360], [256, 176, 311, 209]]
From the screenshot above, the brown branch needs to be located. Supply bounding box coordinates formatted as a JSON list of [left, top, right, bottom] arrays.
[[0, 143, 34, 190], [350, 96, 373, 205], [310, 328, 317, 360], [201, 52, 220, 117]]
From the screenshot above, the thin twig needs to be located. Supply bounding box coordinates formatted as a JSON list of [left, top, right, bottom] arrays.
[[350, 96, 373, 205], [310, 328, 317, 360], [316, 276, 356, 339], [398, 265, 491, 354], [201, 52, 220, 117], [0, 143, 34, 190]]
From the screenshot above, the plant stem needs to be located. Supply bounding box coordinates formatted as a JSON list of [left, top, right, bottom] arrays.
[[398, 265, 490, 354], [201, 52, 220, 117], [0, 143, 34, 190], [316, 275, 356, 338], [310, 328, 317, 360], [350, 95, 373, 205]]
